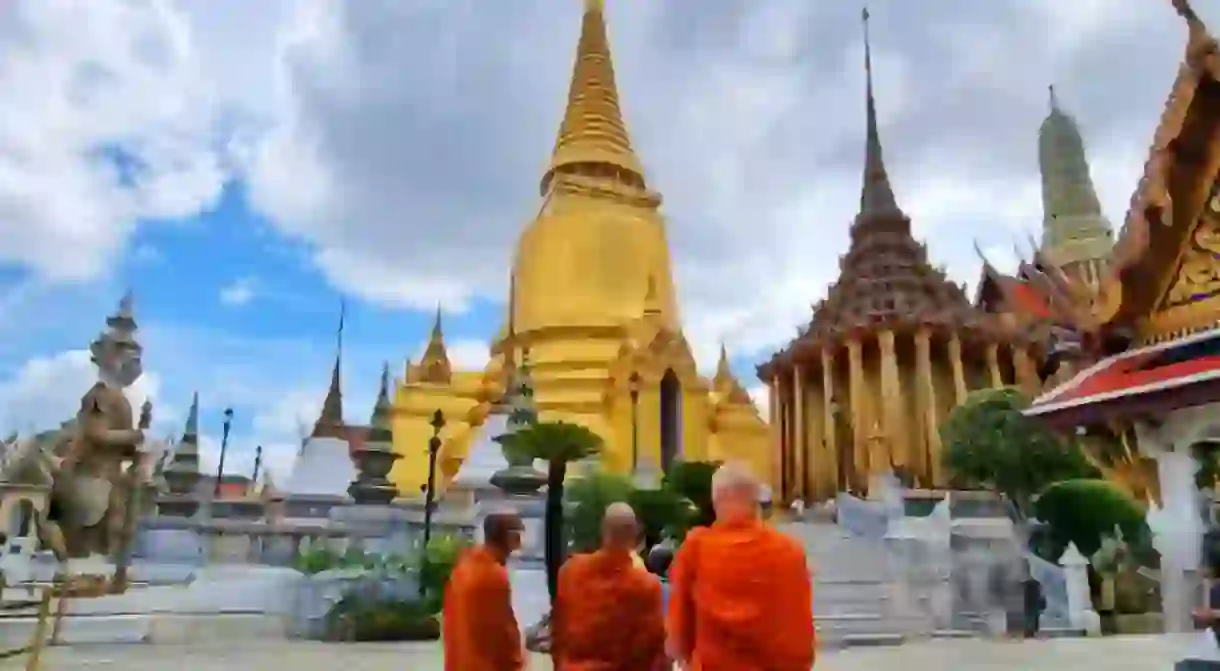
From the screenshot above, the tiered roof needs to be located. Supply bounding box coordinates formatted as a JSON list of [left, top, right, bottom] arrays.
[[761, 10, 1007, 376]]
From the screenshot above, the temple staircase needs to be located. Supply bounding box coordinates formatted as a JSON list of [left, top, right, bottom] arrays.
[[778, 520, 929, 648]]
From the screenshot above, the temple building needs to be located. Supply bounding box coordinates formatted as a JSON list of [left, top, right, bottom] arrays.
[[1036, 87, 1116, 289], [756, 11, 1043, 504], [389, 0, 768, 496], [973, 88, 1117, 389], [1025, 0, 1220, 506]]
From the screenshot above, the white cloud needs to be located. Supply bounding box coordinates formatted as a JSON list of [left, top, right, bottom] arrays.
[[0, 0, 238, 281], [0, 349, 166, 435], [219, 277, 257, 306], [235, 0, 1211, 376]]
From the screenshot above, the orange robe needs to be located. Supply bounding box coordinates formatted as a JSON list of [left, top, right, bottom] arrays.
[[552, 549, 667, 671], [443, 546, 525, 671], [667, 520, 815, 671]]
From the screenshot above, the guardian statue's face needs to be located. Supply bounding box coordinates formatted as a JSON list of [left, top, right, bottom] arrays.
[[95, 342, 143, 388]]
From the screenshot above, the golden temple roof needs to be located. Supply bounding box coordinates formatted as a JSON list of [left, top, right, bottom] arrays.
[[1093, 0, 1220, 341], [541, 0, 644, 194], [417, 306, 453, 384]]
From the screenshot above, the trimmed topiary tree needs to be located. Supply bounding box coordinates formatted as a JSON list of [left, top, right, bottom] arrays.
[[662, 460, 720, 530], [1033, 478, 1150, 559], [941, 386, 1098, 517]]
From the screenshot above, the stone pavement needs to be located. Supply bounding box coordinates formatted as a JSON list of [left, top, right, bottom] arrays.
[[10, 634, 1201, 670]]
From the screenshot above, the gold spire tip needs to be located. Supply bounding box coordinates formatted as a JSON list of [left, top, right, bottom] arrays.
[[584, 0, 604, 11]]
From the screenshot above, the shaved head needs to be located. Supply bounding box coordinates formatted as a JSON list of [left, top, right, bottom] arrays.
[[711, 462, 761, 521], [601, 502, 639, 550], [482, 510, 524, 557]]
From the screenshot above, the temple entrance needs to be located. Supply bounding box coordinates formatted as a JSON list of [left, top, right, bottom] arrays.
[[659, 369, 682, 473]]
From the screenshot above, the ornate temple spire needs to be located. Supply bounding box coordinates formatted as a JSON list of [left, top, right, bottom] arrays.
[[91, 290, 142, 364], [1038, 85, 1109, 245], [312, 301, 346, 439], [541, 0, 645, 194], [182, 392, 199, 444], [419, 305, 453, 384], [714, 343, 734, 388], [1037, 84, 1112, 288], [713, 343, 753, 404], [164, 391, 201, 494], [856, 7, 902, 223], [367, 361, 393, 443]]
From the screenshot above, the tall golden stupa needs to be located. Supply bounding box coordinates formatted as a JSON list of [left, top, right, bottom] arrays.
[[388, 0, 767, 496]]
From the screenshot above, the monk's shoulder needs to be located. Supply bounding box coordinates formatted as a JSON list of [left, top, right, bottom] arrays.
[[764, 526, 808, 564], [559, 552, 593, 579]]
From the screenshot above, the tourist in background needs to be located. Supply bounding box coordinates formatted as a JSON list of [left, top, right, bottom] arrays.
[[551, 502, 668, 670], [646, 542, 675, 611], [1022, 559, 1046, 639], [443, 511, 528, 671], [666, 463, 815, 670]]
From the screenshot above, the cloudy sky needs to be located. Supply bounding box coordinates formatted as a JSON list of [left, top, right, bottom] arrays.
[[0, 0, 1211, 481]]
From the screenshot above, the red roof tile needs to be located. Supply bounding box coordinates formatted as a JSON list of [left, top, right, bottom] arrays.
[[1028, 329, 1220, 415]]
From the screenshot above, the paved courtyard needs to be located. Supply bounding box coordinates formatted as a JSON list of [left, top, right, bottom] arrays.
[[10, 634, 1207, 670]]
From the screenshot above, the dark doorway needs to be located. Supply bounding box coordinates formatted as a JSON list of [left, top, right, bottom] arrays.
[[659, 369, 682, 472]]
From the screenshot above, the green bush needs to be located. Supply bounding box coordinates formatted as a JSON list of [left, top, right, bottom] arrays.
[[325, 593, 439, 642], [564, 468, 693, 553], [1033, 479, 1150, 560], [417, 533, 470, 612], [565, 470, 637, 552], [662, 460, 719, 529]]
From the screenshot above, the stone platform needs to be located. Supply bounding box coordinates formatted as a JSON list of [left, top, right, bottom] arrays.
[[24, 634, 1199, 670]]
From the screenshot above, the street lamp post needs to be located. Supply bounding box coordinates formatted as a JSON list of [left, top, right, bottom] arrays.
[[419, 409, 445, 597], [629, 372, 641, 473], [251, 445, 263, 489], [213, 408, 234, 499]]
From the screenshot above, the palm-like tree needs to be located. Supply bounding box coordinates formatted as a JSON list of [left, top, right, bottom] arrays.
[[497, 420, 602, 603]]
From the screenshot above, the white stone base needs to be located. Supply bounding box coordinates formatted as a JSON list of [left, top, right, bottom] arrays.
[[0, 612, 286, 648]]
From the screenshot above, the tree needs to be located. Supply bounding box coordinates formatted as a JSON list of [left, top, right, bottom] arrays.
[[1032, 479, 1150, 559], [499, 420, 603, 605], [662, 460, 720, 529], [940, 386, 1097, 516], [565, 469, 691, 555], [565, 470, 636, 553], [628, 486, 691, 550]]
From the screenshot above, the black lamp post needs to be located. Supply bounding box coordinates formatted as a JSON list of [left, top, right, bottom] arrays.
[[419, 409, 445, 598], [251, 445, 263, 488], [629, 372, 641, 472], [213, 407, 234, 499]]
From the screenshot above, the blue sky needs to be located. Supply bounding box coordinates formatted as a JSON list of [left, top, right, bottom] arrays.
[[0, 0, 1209, 480]]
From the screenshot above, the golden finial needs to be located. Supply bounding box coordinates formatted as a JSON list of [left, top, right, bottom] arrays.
[[541, 0, 644, 194], [419, 305, 452, 384]]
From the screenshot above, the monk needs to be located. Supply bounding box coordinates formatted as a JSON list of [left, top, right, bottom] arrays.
[[443, 511, 528, 671], [552, 502, 667, 670], [667, 463, 815, 670]]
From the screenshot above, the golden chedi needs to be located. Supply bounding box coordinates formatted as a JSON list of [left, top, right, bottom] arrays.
[[389, 0, 768, 496]]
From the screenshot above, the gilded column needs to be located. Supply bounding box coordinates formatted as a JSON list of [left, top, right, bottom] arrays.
[[1013, 346, 1037, 393], [948, 334, 967, 404], [768, 375, 781, 496], [986, 343, 1003, 388], [878, 330, 906, 474], [791, 365, 806, 503], [847, 337, 868, 490], [915, 329, 942, 487], [821, 348, 840, 496]]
